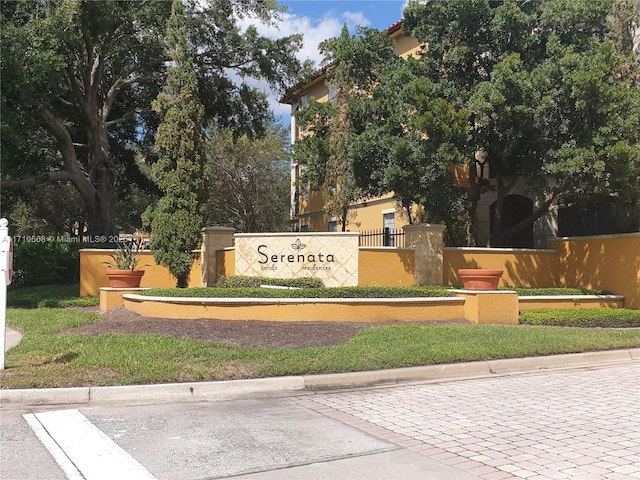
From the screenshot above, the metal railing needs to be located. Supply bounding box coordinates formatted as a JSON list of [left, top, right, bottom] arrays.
[[359, 228, 405, 247]]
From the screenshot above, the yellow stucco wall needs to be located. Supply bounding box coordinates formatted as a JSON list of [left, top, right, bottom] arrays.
[[298, 196, 410, 232], [443, 248, 559, 288], [358, 248, 414, 286], [80, 234, 639, 310], [216, 248, 235, 278], [455, 290, 519, 325], [80, 249, 202, 296], [551, 233, 640, 309], [393, 33, 422, 59], [123, 295, 466, 322], [518, 296, 625, 310]]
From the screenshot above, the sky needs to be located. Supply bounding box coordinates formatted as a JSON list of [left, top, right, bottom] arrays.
[[236, 0, 409, 122]]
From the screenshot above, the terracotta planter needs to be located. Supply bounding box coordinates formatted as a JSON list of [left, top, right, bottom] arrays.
[[105, 269, 145, 288], [458, 268, 503, 290]]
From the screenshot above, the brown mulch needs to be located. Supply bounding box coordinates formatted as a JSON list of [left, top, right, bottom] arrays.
[[65, 306, 467, 349]]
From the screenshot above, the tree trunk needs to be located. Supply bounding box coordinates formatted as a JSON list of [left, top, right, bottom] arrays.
[[467, 161, 482, 246]]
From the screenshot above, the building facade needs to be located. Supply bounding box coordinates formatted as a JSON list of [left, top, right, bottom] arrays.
[[281, 21, 559, 247]]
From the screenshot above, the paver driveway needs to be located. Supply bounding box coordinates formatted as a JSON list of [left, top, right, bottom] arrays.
[[296, 363, 640, 480]]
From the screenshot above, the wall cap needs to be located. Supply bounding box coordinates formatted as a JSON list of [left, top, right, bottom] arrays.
[[519, 295, 625, 301], [234, 232, 360, 238], [359, 247, 414, 252], [123, 294, 465, 305], [403, 223, 446, 232], [451, 289, 518, 295], [444, 247, 556, 253], [202, 226, 236, 233], [552, 232, 640, 241]]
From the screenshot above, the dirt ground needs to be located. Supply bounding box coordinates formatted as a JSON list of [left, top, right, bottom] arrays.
[[65, 307, 466, 349]]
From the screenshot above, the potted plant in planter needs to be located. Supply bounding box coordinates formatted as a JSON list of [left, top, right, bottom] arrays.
[[103, 237, 146, 288], [458, 268, 503, 290]]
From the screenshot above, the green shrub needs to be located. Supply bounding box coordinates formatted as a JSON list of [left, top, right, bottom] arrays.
[[7, 284, 99, 308], [520, 308, 640, 328], [506, 287, 608, 296], [11, 242, 84, 288], [11, 241, 116, 288], [214, 275, 324, 288], [142, 285, 455, 298]]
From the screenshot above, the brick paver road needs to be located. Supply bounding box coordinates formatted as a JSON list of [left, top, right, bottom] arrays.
[[296, 363, 640, 480]]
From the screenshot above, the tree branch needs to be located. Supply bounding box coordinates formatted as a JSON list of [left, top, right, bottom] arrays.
[[28, 99, 83, 176], [1, 170, 83, 190]]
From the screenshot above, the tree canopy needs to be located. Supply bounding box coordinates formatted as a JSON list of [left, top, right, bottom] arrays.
[[1, 0, 309, 236], [292, 24, 396, 230], [204, 123, 291, 233], [291, 0, 638, 246], [399, 0, 640, 244]]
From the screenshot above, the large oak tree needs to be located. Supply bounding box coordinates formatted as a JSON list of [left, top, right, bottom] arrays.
[[1, 0, 308, 236]]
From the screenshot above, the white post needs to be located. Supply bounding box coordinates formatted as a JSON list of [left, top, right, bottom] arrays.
[[0, 218, 13, 370]]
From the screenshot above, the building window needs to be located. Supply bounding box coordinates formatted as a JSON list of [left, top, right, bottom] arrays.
[[300, 223, 309, 232], [383, 211, 396, 246], [328, 219, 338, 232]]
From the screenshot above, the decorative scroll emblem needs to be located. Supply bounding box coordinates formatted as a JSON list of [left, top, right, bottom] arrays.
[[291, 238, 306, 251]]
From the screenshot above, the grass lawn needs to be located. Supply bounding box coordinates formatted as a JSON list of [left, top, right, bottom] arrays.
[[2, 284, 639, 389]]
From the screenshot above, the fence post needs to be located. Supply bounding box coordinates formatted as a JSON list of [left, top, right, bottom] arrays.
[[201, 227, 235, 286], [0, 218, 13, 370], [403, 223, 446, 286]]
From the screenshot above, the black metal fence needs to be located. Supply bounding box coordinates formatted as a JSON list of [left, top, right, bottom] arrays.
[[359, 228, 405, 247]]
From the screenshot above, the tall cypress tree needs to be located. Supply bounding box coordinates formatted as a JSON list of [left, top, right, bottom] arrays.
[[146, 0, 205, 288]]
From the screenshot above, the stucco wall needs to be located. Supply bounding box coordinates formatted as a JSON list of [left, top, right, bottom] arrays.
[[444, 247, 559, 288], [358, 248, 414, 286], [80, 249, 201, 296], [216, 248, 235, 279], [80, 233, 640, 310], [551, 233, 640, 309]]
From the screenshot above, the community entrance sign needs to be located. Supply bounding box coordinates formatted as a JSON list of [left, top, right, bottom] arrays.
[[234, 232, 359, 287]]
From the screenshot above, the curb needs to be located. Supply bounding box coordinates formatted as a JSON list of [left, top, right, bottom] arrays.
[[2, 348, 638, 407]]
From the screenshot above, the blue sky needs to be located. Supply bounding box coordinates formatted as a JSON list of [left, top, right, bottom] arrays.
[[237, 1, 409, 120], [284, 1, 406, 31]]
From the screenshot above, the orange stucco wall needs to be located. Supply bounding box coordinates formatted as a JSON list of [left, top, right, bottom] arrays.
[[444, 248, 559, 288], [551, 233, 640, 309], [80, 249, 202, 296], [123, 295, 466, 322], [358, 248, 414, 286], [216, 248, 235, 278], [80, 234, 639, 310]]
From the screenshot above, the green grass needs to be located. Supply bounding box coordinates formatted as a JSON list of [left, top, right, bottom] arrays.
[[2, 284, 639, 389]]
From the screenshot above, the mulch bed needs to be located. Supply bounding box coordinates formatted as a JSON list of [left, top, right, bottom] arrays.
[[65, 307, 467, 349]]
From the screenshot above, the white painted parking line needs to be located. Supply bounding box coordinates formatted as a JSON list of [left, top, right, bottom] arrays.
[[23, 409, 157, 480]]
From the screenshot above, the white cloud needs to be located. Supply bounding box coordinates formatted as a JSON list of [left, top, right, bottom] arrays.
[[237, 9, 373, 117]]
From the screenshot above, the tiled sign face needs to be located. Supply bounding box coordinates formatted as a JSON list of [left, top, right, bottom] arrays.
[[234, 233, 359, 287]]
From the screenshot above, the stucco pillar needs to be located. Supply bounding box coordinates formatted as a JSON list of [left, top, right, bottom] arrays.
[[201, 227, 235, 286], [403, 223, 446, 285]]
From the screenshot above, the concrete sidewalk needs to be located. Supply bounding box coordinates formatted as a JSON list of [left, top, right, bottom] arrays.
[[4, 326, 22, 352]]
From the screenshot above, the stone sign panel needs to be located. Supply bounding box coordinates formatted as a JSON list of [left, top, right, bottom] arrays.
[[234, 232, 359, 287]]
